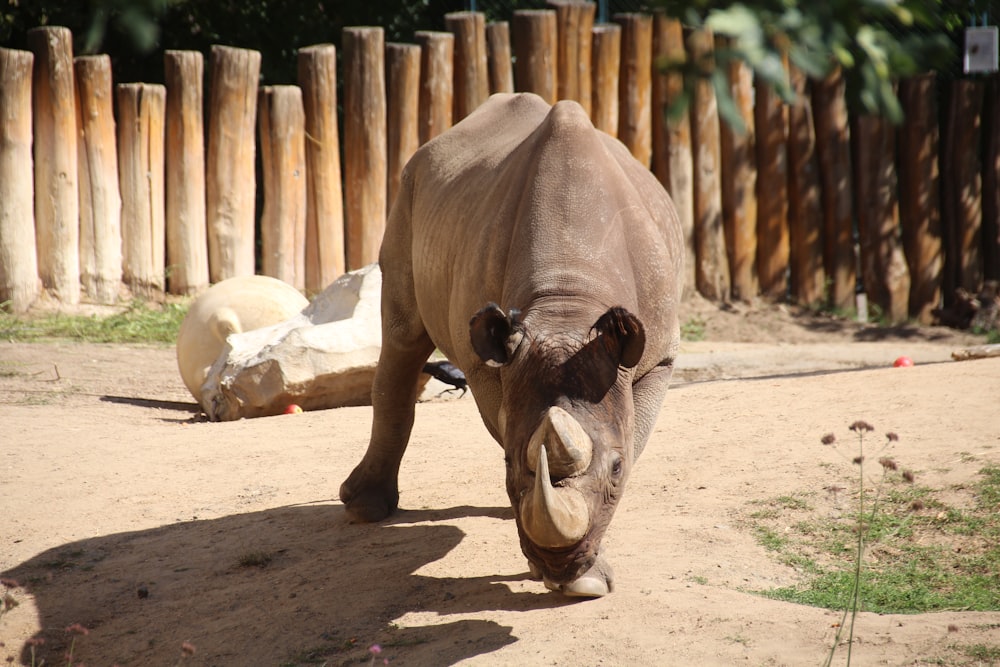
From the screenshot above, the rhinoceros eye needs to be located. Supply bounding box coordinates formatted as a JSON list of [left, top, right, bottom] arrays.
[[610, 454, 623, 479]]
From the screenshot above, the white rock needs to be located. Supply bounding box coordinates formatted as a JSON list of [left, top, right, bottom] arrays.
[[199, 264, 427, 421], [176, 275, 309, 402]]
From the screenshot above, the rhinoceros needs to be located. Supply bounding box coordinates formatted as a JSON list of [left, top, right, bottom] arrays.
[[340, 92, 683, 597]]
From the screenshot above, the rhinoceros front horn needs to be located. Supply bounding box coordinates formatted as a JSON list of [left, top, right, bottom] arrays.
[[520, 444, 590, 548], [527, 406, 594, 478]]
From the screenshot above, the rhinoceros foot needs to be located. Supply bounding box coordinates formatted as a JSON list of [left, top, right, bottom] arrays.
[[529, 556, 615, 598], [339, 470, 399, 523]]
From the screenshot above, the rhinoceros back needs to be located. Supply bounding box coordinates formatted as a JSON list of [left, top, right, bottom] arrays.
[[384, 92, 682, 388]]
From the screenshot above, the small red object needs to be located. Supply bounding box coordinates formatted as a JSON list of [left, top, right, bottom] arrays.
[[284, 404, 304, 414], [893, 356, 914, 367]]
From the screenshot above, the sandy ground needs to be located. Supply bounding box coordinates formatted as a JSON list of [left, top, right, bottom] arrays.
[[1, 300, 999, 666]]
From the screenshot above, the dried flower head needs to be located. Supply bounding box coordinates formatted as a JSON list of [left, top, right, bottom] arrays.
[[910, 499, 925, 511], [25, 638, 45, 647], [849, 420, 874, 433], [821, 433, 837, 445], [181, 642, 196, 657], [65, 623, 89, 636], [878, 457, 898, 471], [853, 455, 865, 465], [948, 624, 960, 633], [0, 579, 19, 589], [885, 432, 899, 442], [902, 470, 915, 483]]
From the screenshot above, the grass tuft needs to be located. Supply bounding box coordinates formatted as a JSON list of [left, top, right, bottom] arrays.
[[0, 300, 187, 344], [744, 423, 1000, 665]]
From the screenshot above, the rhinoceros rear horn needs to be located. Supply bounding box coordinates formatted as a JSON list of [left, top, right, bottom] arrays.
[[527, 406, 594, 478], [470, 303, 523, 367], [592, 307, 645, 369]]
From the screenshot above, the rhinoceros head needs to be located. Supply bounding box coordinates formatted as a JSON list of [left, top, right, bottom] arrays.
[[469, 302, 645, 596]]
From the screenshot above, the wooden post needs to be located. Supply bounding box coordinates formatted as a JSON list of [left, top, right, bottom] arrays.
[[754, 57, 789, 299], [513, 10, 558, 104], [716, 35, 757, 302], [415, 31, 454, 145], [591, 23, 621, 136], [486, 22, 514, 94], [550, 1, 594, 113], [897, 73, 943, 323], [298, 44, 345, 292], [614, 13, 653, 167], [0, 48, 39, 313], [941, 79, 984, 300], [852, 113, 909, 322], [445, 12, 489, 121], [164, 50, 208, 296], [652, 15, 695, 297], [117, 83, 166, 297], [984, 74, 1000, 283], [259, 85, 307, 289], [75, 55, 122, 305], [687, 28, 729, 301], [343, 27, 387, 270], [206, 45, 260, 282], [387, 43, 421, 211], [786, 64, 825, 306], [811, 68, 855, 311], [28, 26, 79, 304]]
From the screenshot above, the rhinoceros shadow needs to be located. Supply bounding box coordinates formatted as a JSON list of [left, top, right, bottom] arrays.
[[2, 503, 569, 666]]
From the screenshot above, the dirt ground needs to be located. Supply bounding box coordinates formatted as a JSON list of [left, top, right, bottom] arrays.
[[1, 297, 998, 666]]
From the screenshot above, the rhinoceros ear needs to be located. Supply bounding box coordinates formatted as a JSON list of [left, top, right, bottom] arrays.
[[592, 307, 645, 369], [470, 303, 523, 367]]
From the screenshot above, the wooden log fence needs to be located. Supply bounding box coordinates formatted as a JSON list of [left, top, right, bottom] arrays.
[[717, 36, 757, 302], [513, 10, 558, 104], [486, 22, 514, 95], [29, 26, 80, 305], [0, 47, 38, 313], [651, 15, 695, 297], [117, 83, 166, 297], [688, 28, 729, 302], [165, 49, 209, 296], [205, 45, 260, 282], [343, 27, 387, 271], [3, 13, 999, 326], [259, 85, 306, 289], [297, 44, 345, 293], [75, 54, 122, 305]]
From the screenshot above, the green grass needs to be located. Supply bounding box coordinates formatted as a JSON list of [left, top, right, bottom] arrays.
[[748, 466, 1000, 614], [681, 315, 706, 342], [0, 300, 187, 344]]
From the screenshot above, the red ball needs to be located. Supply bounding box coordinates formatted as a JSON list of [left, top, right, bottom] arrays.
[[284, 404, 304, 414], [893, 356, 914, 368]]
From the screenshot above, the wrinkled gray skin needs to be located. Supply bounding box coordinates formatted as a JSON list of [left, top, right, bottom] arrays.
[[340, 93, 683, 597]]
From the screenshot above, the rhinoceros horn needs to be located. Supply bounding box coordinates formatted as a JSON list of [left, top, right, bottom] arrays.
[[520, 444, 590, 548], [526, 406, 594, 478]]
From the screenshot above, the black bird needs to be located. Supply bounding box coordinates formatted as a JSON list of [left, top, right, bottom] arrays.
[[422, 360, 468, 397]]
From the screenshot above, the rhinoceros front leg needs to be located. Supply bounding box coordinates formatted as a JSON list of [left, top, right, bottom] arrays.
[[339, 321, 434, 523], [632, 361, 674, 459]]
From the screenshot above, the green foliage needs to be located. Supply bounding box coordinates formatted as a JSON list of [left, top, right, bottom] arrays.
[[1, 0, 454, 84], [681, 315, 707, 341], [0, 300, 187, 344], [655, 0, 961, 128]]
